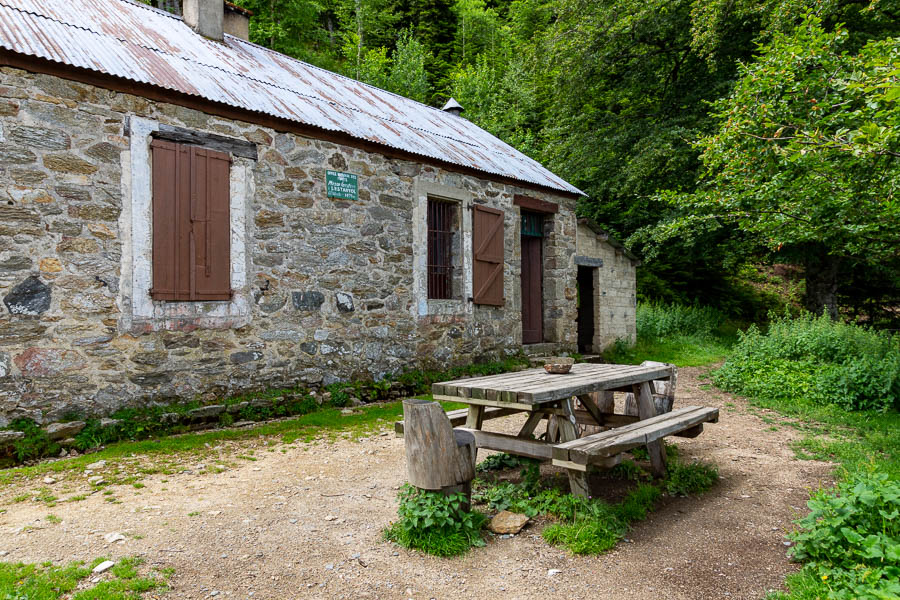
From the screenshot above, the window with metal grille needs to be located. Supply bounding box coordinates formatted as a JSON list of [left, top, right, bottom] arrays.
[[427, 199, 456, 299]]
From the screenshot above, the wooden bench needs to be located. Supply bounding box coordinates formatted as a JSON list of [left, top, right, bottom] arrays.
[[394, 405, 518, 436], [552, 405, 719, 495]]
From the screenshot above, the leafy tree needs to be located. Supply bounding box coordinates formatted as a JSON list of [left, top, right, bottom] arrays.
[[388, 30, 433, 102], [452, 0, 501, 64], [232, 0, 340, 66], [662, 13, 900, 317], [336, 0, 403, 78], [393, 0, 458, 101], [349, 31, 431, 103]]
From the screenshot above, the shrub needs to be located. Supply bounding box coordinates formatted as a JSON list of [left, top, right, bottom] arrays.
[[777, 468, 900, 600], [714, 313, 900, 411], [636, 303, 726, 340], [384, 485, 487, 557], [9, 419, 59, 462]]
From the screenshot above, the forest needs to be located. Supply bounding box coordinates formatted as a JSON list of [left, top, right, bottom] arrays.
[[145, 0, 894, 327]]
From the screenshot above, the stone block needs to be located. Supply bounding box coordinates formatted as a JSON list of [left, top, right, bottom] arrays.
[[14, 348, 85, 377], [335, 292, 354, 313], [292, 291, 324, 311], [4, 276, 51, 315], [68, 204, 119, 221], [0, 256, 33, 273], [39, 258, 63, 273], [188, 404, 225, 419], [0, 430, 25, 443], [8, 125, 70, 150], [45, 420, 86, 440], [57, 237, 99, 253], [230, 351, 263, 364], [43, 153, 98, 174]]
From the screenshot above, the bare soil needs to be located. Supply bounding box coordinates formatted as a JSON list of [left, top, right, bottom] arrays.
[[0, 367, 834, 599]]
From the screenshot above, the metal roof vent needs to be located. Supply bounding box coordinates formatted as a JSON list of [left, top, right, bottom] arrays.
[[442, 98, 464, 117]]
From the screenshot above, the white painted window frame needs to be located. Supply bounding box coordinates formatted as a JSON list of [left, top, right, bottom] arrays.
[[119, 116, 252, 331]]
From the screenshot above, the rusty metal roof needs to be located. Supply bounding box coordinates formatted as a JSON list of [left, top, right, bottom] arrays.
[[0, 0, 583, 195]]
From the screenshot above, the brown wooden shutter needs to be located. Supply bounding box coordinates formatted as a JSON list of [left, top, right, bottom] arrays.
[[190, 146, 232, 300], [150, 139, 181, 301], [472, 205, 504, 306], [150, 140, 231, 302]]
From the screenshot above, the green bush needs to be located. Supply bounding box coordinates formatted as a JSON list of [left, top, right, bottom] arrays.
[[383, 484, 487, 557], [9, 419, 60, 462], [636, 303, 726, 340], [773, 468, 900, 600], [714, 314, 900, 411]]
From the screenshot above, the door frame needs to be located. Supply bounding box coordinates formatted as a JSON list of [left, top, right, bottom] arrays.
[[520, 211, 544, 345]]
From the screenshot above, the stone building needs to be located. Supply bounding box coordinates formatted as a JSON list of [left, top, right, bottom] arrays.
[[0, 0, 636, 425]]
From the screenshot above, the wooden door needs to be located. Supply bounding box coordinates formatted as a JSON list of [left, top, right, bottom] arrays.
[[577, 266, 595, 352], [521, 234, 543, 344]]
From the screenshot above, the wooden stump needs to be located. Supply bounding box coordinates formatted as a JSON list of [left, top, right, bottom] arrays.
[[402, 399, 476, 499], [625, 361, 676, 416]]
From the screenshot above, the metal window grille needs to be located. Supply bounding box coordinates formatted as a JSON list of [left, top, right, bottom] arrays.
[[427, 199, 455, 299]]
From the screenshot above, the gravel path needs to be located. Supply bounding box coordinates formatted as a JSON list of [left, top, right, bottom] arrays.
[[0, 367, 833, 599]]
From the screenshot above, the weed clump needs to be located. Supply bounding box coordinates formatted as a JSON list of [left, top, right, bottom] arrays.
[[664, 460, 718, 497], [383, 484, 487, 557], [769, 466, 900, 600]]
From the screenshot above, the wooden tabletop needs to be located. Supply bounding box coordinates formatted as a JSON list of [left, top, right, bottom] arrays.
[[432, 363, 674, 405]]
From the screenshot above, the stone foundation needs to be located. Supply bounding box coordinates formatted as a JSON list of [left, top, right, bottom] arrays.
[[0, 67, 580, 425]]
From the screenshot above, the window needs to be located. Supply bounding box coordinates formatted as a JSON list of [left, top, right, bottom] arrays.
[[149, 139, 232, 301], [426, 198, 458, 299]]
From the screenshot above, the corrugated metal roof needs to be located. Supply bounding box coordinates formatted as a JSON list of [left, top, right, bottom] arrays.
[[0, 0, 584, 195]]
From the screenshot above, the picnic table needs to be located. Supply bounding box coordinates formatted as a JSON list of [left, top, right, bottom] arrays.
[[402, 362, 719, 497]]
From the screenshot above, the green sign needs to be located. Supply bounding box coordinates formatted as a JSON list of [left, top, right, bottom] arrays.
[[326, 170, 358, 200]]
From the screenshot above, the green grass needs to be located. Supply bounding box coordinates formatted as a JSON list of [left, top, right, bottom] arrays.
[[0, 557, 169, 599], [603, 335, 733, 367], [602, 302, 738, 367], [472, 450, 717, 556], [0, 400, 464, 487]]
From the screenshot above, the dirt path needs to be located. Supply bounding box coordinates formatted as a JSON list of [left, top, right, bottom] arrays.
[[0, 367, 833, 599]]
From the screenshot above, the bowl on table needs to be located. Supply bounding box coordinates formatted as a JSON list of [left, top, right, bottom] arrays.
[[543, 357, 574, 374]]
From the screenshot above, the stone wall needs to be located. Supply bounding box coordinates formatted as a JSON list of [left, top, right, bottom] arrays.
[[575, 223, 638, 351], [0, 67, 578, 425]]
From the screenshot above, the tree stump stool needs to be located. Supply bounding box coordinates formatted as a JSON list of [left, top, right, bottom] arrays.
[[402, 399, 476, 503], [625, 361, 677, 416]]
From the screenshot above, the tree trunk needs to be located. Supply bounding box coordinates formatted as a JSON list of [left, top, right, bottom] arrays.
[[803, 248, 841, 319]]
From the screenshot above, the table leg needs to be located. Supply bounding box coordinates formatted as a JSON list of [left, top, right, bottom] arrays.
[[557, 398, 579, 443], [560, 398, 592, 496], [517, 411, 544, 439], [635, 381, 667, 477], [464, 405, 485, 463], [577, 394, 605, 427], [465, 405, 485, 429], [568, 469, 591, 498]]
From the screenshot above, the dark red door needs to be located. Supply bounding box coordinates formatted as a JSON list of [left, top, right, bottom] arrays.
[[521, 235, 543, 344]]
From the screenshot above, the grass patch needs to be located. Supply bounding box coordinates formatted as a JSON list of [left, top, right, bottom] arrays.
[[471, 451, 715, 556], [602, 302, 737, 367], [0, 399, 463, 487], [0, 556, 169, 599]]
